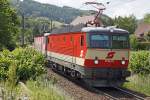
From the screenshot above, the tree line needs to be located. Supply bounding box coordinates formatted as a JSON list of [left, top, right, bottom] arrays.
[[0, 0, 19, 50]]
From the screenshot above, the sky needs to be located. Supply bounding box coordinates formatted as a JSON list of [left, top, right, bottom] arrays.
[[34, 0, 150, 19]]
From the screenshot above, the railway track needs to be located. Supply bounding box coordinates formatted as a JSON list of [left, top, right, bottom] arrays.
[[114, 87, 145, 100], [47, 67, 148, 100], [94, 87, 147, 100]]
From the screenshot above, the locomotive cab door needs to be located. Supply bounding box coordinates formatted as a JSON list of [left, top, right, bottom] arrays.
[[72, 35, 76, 64], [72, 33, 85, 67], [80, 34, 84, 57]]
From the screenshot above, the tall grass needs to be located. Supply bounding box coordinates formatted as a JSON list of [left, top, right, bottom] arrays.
[[0, 75, 72, 100], [26, 75, 72, 100], [124, 51, 150, 96], [124, 74, 150, 96]]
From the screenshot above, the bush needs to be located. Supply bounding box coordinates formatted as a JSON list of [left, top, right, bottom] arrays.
[[0, 50, 12, 80], [0, 47, 46, 81], [129, 51, 150, 75], [138, 42, 150, 50], [130, 35, 148, 50], [130, 35, 138, 50], [12, 47, 46, 81]]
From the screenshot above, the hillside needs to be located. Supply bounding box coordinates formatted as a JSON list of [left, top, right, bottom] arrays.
[[11, 0, 113, 25], [11, 0, 90, 23]]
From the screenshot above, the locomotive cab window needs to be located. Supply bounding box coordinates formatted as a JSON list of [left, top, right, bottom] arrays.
[[89, 34, 109, 48], [112, 35, 129, 49], [80, 35, 84, 46]]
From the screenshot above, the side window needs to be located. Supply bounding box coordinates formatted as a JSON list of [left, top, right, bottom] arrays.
[[70, 36, 73, 42], [63, 36, 66, 42], [47, 37, 49, 44], [80, 35, 84, 46]]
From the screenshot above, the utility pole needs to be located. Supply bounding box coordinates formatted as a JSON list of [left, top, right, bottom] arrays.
[[17, 0, 25, 47], [21, 13, 25, 47], [50, 19, 53, 32]]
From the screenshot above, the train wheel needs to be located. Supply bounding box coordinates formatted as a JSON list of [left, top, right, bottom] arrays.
[[70, 70, 76, 78], [76, 72, 81, 79], [57, 65, 62, 71], [52, 63, 57, 70], [62, 66, 66, 74]]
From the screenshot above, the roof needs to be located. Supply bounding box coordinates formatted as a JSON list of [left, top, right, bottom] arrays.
[[70, 15, 95, 26], [82, 27, 129, 34], [34, 34, 44, 37], [44, 33, 51, 36], [51, 24, 85, 34], [135, 22, 150, 37], [70, 15, 103, 26], [49, 25, 129, 35]]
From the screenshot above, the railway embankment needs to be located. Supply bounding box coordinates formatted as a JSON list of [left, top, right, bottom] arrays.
[[47, 67, 150, 100], [47, 68, 108, 100]]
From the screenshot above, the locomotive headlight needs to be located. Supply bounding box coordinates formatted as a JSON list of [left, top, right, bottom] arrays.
[[94, 56, 99, 64], [121, 60, 126, 65], [94, 60, 99, 64]]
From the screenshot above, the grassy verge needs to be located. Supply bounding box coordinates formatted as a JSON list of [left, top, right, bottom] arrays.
[[0, 47, 72, 100], [0, 81, 21, 100], [25, 75, 72, 100], [0, 75, 72, 100], [123, 74, 150, 96]]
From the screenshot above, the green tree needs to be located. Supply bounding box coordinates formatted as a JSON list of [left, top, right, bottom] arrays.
[[130, 34, 138, 50], [101, 15, 114, 26], [0, 0, 19, 50], [113, 15, 137, 34], [144, 14, 150, 42], [144, 14, 150, 24]]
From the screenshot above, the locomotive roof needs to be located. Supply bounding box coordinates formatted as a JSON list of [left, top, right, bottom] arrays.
[[82, 27, 129, 34], [50, 24, 129, 35], [34, 34, 44, 37]]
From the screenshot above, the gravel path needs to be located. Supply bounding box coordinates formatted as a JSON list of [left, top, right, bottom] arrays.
[[47, 68, 109, 100]]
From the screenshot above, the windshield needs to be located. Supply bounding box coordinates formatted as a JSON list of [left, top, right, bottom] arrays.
[[89, 33, 129, 49], [90, 34, 109, 48], [112, 35, 129, 49]]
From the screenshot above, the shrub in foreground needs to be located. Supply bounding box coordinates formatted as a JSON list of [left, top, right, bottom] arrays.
[[0, 47, 46, 81], [129, 51, 150, 75], [0, 50, 12, 80]]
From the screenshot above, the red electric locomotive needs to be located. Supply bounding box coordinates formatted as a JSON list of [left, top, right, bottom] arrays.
[[34, 2, 131, 87], [34, 25, 130, 87]]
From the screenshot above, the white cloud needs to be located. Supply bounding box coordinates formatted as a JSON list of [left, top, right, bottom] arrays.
[[105, 0, 150, 18], [33, 0, 150, 19]]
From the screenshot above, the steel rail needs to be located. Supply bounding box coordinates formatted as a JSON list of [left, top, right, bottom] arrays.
[[114, 87, 145, 100]]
